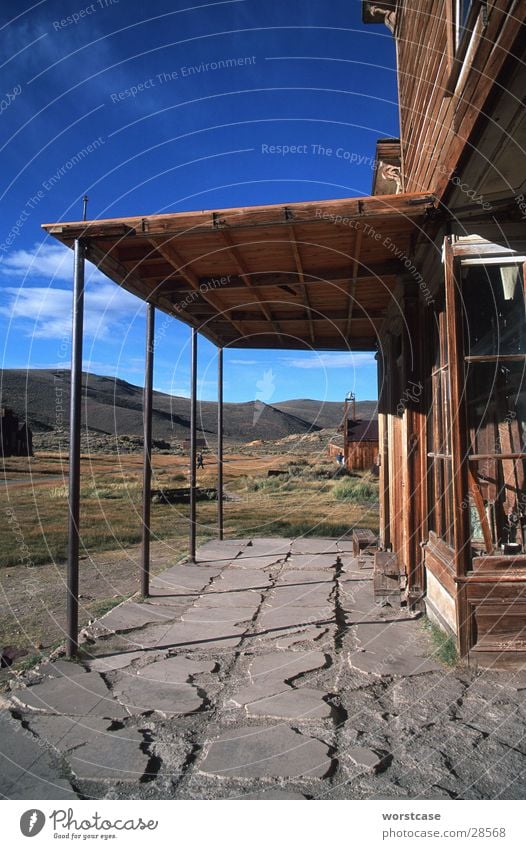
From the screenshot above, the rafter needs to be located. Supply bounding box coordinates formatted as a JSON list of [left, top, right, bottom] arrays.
[[289, 225, 316, 346], [346, 227, 364, 340], [87, 243, 225, 347], [195, 261, 401, 293], [221, 230, 284, 342], [150, 237, 245, 339], [226, 308, 385, 322]]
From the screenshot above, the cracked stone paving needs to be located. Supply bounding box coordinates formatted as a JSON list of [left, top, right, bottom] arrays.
[[2, 537, 526, 800]]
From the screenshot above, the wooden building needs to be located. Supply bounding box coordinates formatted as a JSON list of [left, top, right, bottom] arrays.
[[44, 0, 526, 662], [365, 0, 526, 662], [329, 393, 379, 470], [0, 408, 33, 458], [344, 418, 379, 471]]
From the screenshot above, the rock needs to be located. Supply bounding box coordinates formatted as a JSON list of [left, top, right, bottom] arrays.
[[275, 627, 332, 649], [286, 554, 338, 570], [347, 746, 386, 773], [182, 607, 254, 625], [195, 589, 262, 609], [291, 539, 339, 554], [348, 619, 442, 677], [249, 651, 327, 686], [212, 570, 271, 591], [154, 564, 223, 590], [155, 620, 246, 651], [1, 645, 28, 668], [200, 726, 332, 778], [244, 687, 332, 720], [86, 651, 145, 673], [112, 677, 204, 717], [138, 656, 216, 681], [277, 570, 332, 585], [0, 710, 78, 799], [265, 584, 332, 608], [229, 556, 284, 570], [92, 602, 178, 635], [26, 715, 154, 782], [259, 606, 332, 632], [10, 671, 127, 718]]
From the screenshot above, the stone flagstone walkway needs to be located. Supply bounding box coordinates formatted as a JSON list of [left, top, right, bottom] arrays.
[[2, 537, 526, 800]]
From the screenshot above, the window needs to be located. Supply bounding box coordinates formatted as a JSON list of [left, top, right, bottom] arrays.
[[427, 305, 455, 546], [461, 262, 526, 551]]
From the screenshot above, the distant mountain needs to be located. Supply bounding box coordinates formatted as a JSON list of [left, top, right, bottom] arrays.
[[273, 398, 378, 428], [0, 369, 377, 444]]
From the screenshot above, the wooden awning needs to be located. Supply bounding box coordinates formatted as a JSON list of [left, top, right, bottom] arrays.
[[42, 192, 434, 351]]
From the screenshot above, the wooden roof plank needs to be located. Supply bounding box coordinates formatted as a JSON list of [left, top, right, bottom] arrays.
[[42, 192, 433, 351], [346, 227, 364, 340], [289, 225, 316, 346]]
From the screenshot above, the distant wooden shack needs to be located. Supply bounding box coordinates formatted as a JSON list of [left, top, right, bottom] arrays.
[[345, 418, 379, 471], [0, 408, 33, 457], [329, 418, 379, 471]]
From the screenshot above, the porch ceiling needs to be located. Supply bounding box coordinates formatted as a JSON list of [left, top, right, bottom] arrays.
[[42, 192, 434, 351]]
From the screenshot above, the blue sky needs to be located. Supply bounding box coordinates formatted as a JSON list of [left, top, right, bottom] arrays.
[[0, 0, 399, 403]]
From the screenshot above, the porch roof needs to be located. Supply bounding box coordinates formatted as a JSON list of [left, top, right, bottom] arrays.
[[42, 191, 434, 351]]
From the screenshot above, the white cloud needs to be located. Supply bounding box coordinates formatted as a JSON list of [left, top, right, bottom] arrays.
[[1, 244, 73, 282], [0, 242, 142, 340], [285, 352, 377, 369]]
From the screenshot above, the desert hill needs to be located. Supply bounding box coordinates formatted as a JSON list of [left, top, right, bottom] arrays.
[[0, 369, 377, 445]]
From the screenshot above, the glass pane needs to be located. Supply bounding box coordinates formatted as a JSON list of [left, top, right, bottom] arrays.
[[466, 361, 526, 450], [466, 361, 526, 549], [462, 263, 526, 356]]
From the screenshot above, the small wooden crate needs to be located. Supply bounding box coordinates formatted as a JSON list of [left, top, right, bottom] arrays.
[[352, 528, 377, 556], [373, 551, 401, 604]]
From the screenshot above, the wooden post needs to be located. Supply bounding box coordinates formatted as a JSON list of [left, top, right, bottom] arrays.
[[377, 347, 391, 550], [444, 236, 471, 654], [189, 328, 198, 563], [140, 302, 155, 597], [66, 239, 85, 658], [402, 285, 424, 593], [217, 347, 224, 540]]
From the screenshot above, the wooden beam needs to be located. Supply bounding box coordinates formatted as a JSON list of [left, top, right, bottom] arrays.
[[220, 229, 284, 342], [193, 261, 402, 293], [345, 227, 364, 340], [225, 308, 385, 323], [150, 237, 246, 339], [289, 225, 315, 345], [152, 238, 201, 291], [87, 243, 227, 347], [228, 335, 375, 351], [42, 192, 436, 241]]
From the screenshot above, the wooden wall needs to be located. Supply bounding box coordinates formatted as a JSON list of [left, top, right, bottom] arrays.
[[346, 441, 379, 471], [396, 0, 525, 198], [378, 280, 428, 596]]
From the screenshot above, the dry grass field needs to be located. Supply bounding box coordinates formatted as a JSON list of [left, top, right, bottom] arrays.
[[1, 447, 378, 659]]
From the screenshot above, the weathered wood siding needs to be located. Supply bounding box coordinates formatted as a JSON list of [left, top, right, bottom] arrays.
[[346, 441, 379, 471], [396, 0, 525, 197]]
